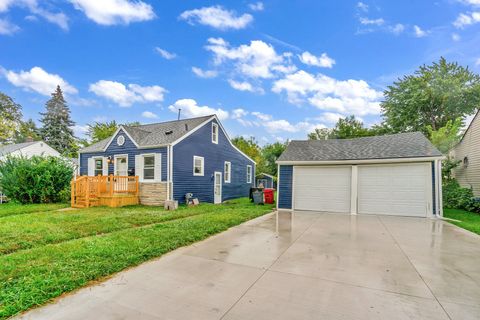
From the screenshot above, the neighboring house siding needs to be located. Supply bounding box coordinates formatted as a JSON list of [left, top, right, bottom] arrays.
[[20, 142, 61, 158], [278, 165, 293, 209], [452, 112, 480, 196], [173, 118, 255, 204], [79, 129, 168, 180]]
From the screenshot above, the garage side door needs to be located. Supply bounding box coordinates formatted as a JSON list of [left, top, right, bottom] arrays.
[[294, 166, 351, 213], [358, 163, 431, 217]]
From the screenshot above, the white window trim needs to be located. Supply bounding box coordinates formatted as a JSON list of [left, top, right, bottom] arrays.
[[247, 165, 252, 183], [212, 123, 219, 144], [193, 156, 205, 176], [114, 154, 128, 176], [140, 153, 161, 183], [224, 161, 231, 183], [93, 156, 104, 176]]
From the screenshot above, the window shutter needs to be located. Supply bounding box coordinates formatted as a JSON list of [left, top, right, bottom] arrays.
[[154, 153, 162, 181], [103, 157, 109, 176], [135, 155, 143, 181], [87, 158, 94, 176]]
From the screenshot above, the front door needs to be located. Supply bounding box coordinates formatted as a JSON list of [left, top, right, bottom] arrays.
[[214, 171, 222, 204], [115, 157, 127, 176]]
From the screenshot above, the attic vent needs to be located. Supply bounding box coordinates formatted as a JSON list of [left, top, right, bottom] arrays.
[[185, 123, 189, 131], [165, 130, 173, 135]]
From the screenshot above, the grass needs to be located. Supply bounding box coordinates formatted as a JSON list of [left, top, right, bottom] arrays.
[[0, 198, 274, 319], [0, 203, 68, 218], [443, 208, 480, 235]]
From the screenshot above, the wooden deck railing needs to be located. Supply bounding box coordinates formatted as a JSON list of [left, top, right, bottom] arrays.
[[71, 175, 139, 208]]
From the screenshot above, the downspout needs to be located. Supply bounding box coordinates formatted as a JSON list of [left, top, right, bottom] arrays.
[[166, 146, 170, 201], [169, 144, 174, 201]]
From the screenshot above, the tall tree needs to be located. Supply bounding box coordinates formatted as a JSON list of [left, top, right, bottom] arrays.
[[381, 57, 480, 134], [231, 136, 263, 165], [0, 92, 23, 145], [259, 142, 287, 176], [87, 121, 119, 143], [308, 115, 375, 140], [15, 119, 40, 143], [39, 86, 76, 156]]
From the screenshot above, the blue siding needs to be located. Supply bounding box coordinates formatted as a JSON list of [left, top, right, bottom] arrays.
[[278, 165, 293, 209], [173, 119, 255, 204], [79, 129, 167, 180]]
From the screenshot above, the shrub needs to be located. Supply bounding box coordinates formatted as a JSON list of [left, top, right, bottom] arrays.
[[443, 180, 480, 213], [0, 156, 73, 204]]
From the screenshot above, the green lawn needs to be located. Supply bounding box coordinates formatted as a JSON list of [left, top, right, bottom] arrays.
[[0, 203, 68, 218], [443, 208, 480, 235], [0, 199, 274, 319]]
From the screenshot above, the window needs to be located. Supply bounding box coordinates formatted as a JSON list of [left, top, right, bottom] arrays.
[[464, 156, 469, 168], [193, 156, 204, 176], [246, 165, 252, 183], [224, 161, 231, 183], [143, 155, 155, 180], [94, 158, 103, 176], [117, 135, 125, 146], [212, 123, 218, 144]]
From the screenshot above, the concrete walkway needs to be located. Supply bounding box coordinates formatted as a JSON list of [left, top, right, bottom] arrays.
[[18, 211, 480, 320]]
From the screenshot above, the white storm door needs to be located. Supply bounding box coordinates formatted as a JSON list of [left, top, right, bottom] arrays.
[[214, 172, 222, 204]]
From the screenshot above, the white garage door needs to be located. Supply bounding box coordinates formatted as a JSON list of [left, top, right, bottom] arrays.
[[358, 163, 431, 217], [293, 166, 351, 213]]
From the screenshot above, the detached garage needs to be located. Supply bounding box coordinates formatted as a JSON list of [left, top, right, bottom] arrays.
[[276, 132, 444, 218]]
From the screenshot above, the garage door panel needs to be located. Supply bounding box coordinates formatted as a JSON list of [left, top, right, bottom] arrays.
[[294, 166, 351, 213], [358, 164, 430, 217]]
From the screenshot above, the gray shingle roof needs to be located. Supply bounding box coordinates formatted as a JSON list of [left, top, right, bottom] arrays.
[[277, 132, 442, 162], [80, 115, 214, 153], [0, 141, 37, 156]]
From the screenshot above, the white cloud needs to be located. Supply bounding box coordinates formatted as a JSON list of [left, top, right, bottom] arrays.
[[359, 17, 385, 26], [141, 111, 158, 119], [299, 51, 335, 68], [0, 0, 68, 30], [155, 47, 176, 60], [0, 18, 20, 35], [191, 67, 218, 78], [89, 80, 166, 107], [251, 111, 272, 121], [249, 2, 264, 11], [453, 11, 480, 28], [389, 23, 405, 35], [413, 25, 428, 37], [228, 79, 264, 93], [357, 2, 369, 12], [205, 37, 292, 79], [179, 5, 253, 30], [231, 108, 248, 119], [476, 58, 480, 66], [70, 0, 155, 25], [168, 99, 229, 120], [272, 70, 382, 116], [316, 112, 344, 124], [73, 124, 89, 137], [452, 33, 461, 41], [3, 66, 77, 96]]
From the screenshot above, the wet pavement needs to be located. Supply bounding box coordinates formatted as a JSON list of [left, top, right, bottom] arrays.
[[18, 211, 480, 320]]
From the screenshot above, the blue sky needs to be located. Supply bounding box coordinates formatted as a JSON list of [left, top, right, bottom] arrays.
[[1, 0, 480, 144]]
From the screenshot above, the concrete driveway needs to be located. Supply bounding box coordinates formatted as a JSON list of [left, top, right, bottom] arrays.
[[18, 211, 480, 320]]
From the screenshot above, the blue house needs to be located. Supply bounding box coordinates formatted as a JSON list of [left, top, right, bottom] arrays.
[[78, 115, 255, 205]]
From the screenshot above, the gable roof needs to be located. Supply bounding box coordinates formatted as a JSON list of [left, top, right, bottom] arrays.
[[80, 115, 214, 153], [256, 172, 275, 179], [0, 141, 38, 157], [277, 132, 442, 163]]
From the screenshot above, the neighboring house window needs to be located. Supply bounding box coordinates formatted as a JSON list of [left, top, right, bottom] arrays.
[[212, 123, 219, 144], [143, 155, 155, 180], [224, 161, 231, 183], [193, 156, 204, 176], [247, 165, 252, 183], [464, 156, 469, 168], [94, 158, 103, 176]]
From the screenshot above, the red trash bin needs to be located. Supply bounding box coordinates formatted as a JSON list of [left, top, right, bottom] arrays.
[[264, 188, 274, 204]]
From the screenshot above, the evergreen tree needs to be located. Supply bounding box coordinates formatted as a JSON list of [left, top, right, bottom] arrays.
[[0, 92, 23, 145], [39, 86, 76, 156]]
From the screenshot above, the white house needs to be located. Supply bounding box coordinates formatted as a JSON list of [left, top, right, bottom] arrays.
[[0, 141, 61, 161]]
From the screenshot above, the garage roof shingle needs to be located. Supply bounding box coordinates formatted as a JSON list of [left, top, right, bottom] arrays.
[[277, 132, 442, 162]]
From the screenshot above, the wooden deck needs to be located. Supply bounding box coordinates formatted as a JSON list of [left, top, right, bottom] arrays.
[[71, 175, 139, 208]]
